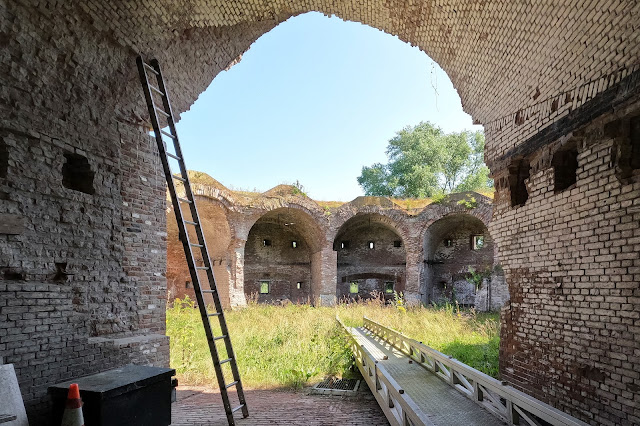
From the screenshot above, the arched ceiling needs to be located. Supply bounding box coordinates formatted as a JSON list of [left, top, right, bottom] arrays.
[[81, 1, 639, 130], [423, 213, 488, 256], [6, 1, 638, 170], [251, 207, 326, 252], [334, 213, 403, 243]]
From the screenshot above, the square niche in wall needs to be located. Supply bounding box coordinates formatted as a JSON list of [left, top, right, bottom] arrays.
[[62, 152, 95, 195], [472, 235, 485, 250], [0, 140, 7, 179], [259, 281, 270, 294], [349, 282, 359, 294], [384, 282, 394, 294]]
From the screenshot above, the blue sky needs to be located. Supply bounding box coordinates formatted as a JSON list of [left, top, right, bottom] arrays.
[[175, 12, 480, 201]]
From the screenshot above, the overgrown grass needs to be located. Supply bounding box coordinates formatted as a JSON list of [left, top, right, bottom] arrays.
[[166, 297, 500, 389]]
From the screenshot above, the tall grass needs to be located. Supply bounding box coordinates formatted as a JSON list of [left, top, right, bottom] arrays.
[[166, 297, 500, 389]]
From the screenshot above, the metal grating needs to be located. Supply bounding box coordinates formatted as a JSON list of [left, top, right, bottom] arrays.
[[315, 378, 360, 391]]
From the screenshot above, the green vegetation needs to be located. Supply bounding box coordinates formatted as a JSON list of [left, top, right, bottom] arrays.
[[357, 122, 493, 198], [166, 297, 500, 389]]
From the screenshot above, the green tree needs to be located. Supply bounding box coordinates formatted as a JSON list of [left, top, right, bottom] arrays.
[[358, 122, 492, 198]]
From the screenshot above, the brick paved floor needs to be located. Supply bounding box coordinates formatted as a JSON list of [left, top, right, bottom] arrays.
[[172, 385, 390, 425]]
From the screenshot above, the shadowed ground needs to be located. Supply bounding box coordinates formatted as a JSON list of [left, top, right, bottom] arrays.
[[172, 386, 389, 425]]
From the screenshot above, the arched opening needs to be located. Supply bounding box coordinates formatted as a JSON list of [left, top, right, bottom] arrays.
[[244, 207, 324, 304], [423, 214, 506, 310], [333, 213, 406, 301]]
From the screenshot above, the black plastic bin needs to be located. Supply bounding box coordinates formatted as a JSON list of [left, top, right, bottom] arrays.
[[48, 365, 176, 426]]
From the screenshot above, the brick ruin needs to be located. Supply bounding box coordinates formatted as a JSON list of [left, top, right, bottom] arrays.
[[1, 1, 639, 424], [166, 176, 502, 308]]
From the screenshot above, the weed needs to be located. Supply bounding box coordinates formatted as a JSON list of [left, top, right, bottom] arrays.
[[166, 299, 500, 389]]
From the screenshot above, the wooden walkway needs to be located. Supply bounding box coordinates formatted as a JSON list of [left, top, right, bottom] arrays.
[[350, 326, 499, 426], [342, 318, 589, 426]]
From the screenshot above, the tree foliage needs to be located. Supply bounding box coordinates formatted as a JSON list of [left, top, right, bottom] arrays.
[[357, 122, 492, 198]]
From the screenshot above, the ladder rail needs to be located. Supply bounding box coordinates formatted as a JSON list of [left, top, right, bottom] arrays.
[[136, 56, 248, 424], [149, 58, 249, 420]]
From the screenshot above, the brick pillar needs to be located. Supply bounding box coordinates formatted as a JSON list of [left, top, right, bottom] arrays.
[[404, 248, 423, 306], [228, 238, 247, 308], [311, 244, 337, 306]]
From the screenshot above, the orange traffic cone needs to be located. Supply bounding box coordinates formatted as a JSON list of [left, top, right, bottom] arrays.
[[60, 383, 85, 426]]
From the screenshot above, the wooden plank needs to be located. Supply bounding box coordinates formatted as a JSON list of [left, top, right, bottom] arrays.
[[0, 214, 24, 235]]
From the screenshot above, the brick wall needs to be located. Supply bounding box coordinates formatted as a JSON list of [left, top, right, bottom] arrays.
[[0, 3, 169, 423], [335, 219, 406, 301], [244, 221, 312, 303], [425, 215, 495, 306], [495, 98, 640, 425], [166, 188, 499, 309]]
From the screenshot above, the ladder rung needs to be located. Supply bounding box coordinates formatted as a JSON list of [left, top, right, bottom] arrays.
[[190, 243, 204, 248], [196, 266, 210, 270], [161, 129, 177, 139], [232, 404, 245, 413], [185, 220, 198, 226], [225, 381, 238, 389], [208, 312, 222, 317], [173, 175, 186, 182], [166, 152, 181, 161], [149, 84, 165, 96], [213, 335, 227, 341], [143, 62, 159, 75], [155, 107, 170, 117], [178, 197, 192, 204], [220, 358, 233, 365], [202, 289, 216, 293]]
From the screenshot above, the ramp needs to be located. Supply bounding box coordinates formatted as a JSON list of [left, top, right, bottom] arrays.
[[340, 317, 589, 426]]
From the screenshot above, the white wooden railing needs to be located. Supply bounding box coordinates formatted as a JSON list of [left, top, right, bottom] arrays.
[[359, 317, 589, 426], [337, 317, 435, 426]]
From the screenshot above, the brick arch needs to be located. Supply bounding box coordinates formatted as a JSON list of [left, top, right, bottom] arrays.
[[423, 213, 491, 258], [244, 205, 328, 253], [415, 193, 493, 246], [332, 212, 408, 300], [330, 206, 411, 245], [242, 206, 328, 303], [69, 1, 638, 164]]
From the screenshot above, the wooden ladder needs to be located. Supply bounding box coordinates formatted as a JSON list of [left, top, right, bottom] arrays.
[[136, 56, 248, 425]]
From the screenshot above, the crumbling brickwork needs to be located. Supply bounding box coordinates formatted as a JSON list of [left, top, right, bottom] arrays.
[[167, 182, 500, 310], [335, 216, 406, 302], [495, 96, 640, 425], [424, 214, 495, 306], [0, 3, 169, 423]]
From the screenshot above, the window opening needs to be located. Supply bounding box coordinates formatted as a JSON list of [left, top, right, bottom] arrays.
[[185, 281, 191, 289], [259, 281, 270, 294], [393, 240, 402, 248], [291, 241, 298, 248], [340, 241, 350, 249], [552, 147, 578, 192], [0, 140, 7, 179], [384, 282, 394, 294], [631, 116, 640, 170], [444, 238, 453, 247], [62, 152, 95, 195], [472, 235, 485, 250], [296, 282, 302, 290], [349, 281, 359, 294], [509, 159, 530, 207], [263, 239, 271, 247], [368, 241, 375, 249]]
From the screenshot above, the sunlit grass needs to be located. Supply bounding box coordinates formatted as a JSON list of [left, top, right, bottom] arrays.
[[166, 297, 500, 389]]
